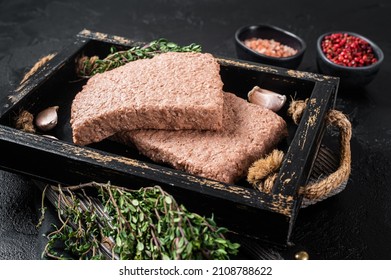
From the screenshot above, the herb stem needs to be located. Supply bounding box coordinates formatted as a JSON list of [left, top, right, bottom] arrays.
[[39, 182, 239, 260], [76, 38, 202, 78]]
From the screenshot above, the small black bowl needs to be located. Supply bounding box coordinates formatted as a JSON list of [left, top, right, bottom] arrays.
[[234, 24, 306, 69], [316, 31, 384, 88]]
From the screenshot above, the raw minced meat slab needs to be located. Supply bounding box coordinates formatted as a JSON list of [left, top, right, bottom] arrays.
[[71, 52, 224, 146], [114, 92, 288, 184]]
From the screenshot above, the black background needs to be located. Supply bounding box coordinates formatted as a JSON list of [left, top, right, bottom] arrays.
[[0, 0, 390, 259]]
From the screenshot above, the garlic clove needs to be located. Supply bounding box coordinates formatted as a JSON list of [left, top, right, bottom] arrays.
[[35, 106, 59, 131], [248, 86, 286, 112], [42, 134, 58, 140]]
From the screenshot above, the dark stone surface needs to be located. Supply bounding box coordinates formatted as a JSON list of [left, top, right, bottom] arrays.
[[0, 172, 40, 259], [1, 0, 391, 259]]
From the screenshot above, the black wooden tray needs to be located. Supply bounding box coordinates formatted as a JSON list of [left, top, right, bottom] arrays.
[[0, 30, 339, 246]]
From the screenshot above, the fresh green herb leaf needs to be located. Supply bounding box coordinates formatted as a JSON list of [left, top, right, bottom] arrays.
[[76, 39, 202, 78], [40, 182, 239, 260]]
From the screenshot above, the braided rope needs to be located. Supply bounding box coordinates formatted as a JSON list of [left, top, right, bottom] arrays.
[[248, 99, 352, 203], [303, 109, 351, 200]]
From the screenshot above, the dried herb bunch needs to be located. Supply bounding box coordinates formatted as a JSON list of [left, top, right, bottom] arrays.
[[40, 182, 240, 260], [77, 39, 202, 78]]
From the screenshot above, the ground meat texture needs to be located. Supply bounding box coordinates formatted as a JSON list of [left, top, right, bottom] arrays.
[[114, 92, 288, 184], [70, 52, 224, 146]]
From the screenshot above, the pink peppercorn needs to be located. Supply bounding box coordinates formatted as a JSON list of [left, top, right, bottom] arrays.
[[321, 33, 377, 67]]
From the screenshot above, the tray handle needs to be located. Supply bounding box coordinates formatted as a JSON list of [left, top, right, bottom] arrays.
[[248, 99, 352, 205]]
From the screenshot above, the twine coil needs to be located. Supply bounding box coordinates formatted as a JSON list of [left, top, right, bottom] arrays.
[[248, 99, 352, 205]]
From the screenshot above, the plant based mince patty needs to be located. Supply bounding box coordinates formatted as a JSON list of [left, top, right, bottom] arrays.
[[114, 92, 288, 184], [71, 52, 224, 145]]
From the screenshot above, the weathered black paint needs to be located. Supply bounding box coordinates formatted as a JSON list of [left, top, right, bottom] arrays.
[[1, 0, 390, 260], [0, 31, 337, 246]]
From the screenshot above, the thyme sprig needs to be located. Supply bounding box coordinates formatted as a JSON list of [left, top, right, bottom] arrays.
[[40, 182, 240, 260], [76, 39, 202, 78]]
